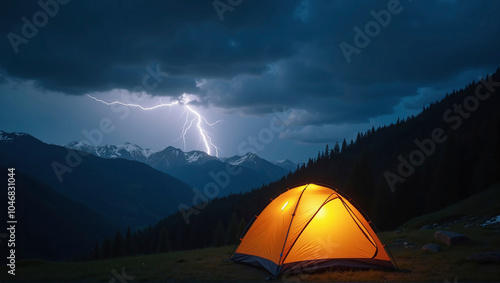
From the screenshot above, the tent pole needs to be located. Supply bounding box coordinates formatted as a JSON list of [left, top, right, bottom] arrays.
[[276, 184, 310, 277], [226, 215, 257, 261], [339, 192, 400, 271]]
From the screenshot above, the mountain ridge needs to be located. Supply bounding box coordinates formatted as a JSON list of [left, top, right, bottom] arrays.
[[65, 142, 291, 192], [0, 132, 196, 260]]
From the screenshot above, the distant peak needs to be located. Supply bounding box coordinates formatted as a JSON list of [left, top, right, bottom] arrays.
[[241, 152, 259, 160], [65, 141, 91, 147], [0, 130, 28, 136], [165, 146, 181, 151], [0, 131, 30, 142]]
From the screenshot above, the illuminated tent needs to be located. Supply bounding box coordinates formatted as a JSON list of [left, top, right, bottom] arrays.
[[231, 183, 398, 277]]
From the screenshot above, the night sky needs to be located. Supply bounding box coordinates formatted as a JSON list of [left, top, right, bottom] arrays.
[[1, 0, 499, 162]]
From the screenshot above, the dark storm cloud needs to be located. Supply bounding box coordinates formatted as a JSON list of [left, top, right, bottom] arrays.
[[0, 0, 301, 95], [1, 0, 499, 127]]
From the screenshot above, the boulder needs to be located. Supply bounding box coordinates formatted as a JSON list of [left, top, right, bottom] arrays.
[[466, 252, 500, 264], [421, 243, 441, 252], [433, 230, 470, 246]]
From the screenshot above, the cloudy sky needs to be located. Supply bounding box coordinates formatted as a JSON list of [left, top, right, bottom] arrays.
[[1, 0, 499, 162]]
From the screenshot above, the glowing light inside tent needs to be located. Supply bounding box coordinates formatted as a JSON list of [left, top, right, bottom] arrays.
[[281, 201, 289, 211]]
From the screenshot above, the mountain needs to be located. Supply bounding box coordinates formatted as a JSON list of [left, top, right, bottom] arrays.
[[0, 165, 116, 261], [0, 131, 194, 228], [273, 159, 298, 172], [224, 152, 289, 180], [66, 142, 219, 170], [66, 141, 156, 162], [66, 143, 289, 194], [0, 131, 195, 259], [145, 146, 218, 171]]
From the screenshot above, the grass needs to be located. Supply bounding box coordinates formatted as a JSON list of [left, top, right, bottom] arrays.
[[2, 223, 498, 282], [0, 246, 268, 282], [2, 185, 499, 282]]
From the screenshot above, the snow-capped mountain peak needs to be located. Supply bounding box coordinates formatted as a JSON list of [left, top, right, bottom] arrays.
[[144, 146, 219, 172], [66, 141, 157, 162], [225, 152, 259, 166], [272, 159, 298, 172], [186, 151, 210, 163], [0, 131, 30, 142], [64, 139, 289, 180]]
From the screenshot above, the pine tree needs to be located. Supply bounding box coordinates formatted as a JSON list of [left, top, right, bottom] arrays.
[[112, 231, 123, 258], [344, 150, 373, 211], [125, 227, 132, 256], [493, 116, 500, 182], [93, 240, 100, 260], [333, 142, 340, 155], [300, 162, 306, 170], [102, 237, 112, 259], [157, 227, 171, 253], [371, 180, 395, 230], [175, 230, 184, 251], [307, 157, 313, 167], [341, 139, 347, 152], [226, 212, 238, 245], [424, 134, 464, 212], [236, 217, 247, 241], [212, 220, 226, 247]]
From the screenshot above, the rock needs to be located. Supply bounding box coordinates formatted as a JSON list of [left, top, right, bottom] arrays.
[[421, 243, 441, 252], [481, 215, 500, 228], [420, 225, 433, 231], [433, 223, 439, 227], [464, 224, 473, 228], [466, 252, 500, 264], [433, 230, 470, 246]]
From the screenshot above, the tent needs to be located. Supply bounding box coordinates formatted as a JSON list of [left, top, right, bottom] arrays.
[[231, 183, 398, 277]]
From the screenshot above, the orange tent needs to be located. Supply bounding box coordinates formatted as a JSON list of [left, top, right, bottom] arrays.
[[231, 183, 397, 276]]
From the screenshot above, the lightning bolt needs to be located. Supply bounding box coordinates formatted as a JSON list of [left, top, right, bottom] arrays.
[[87, 95, 179, 109], [87, 94, 221, 157]]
